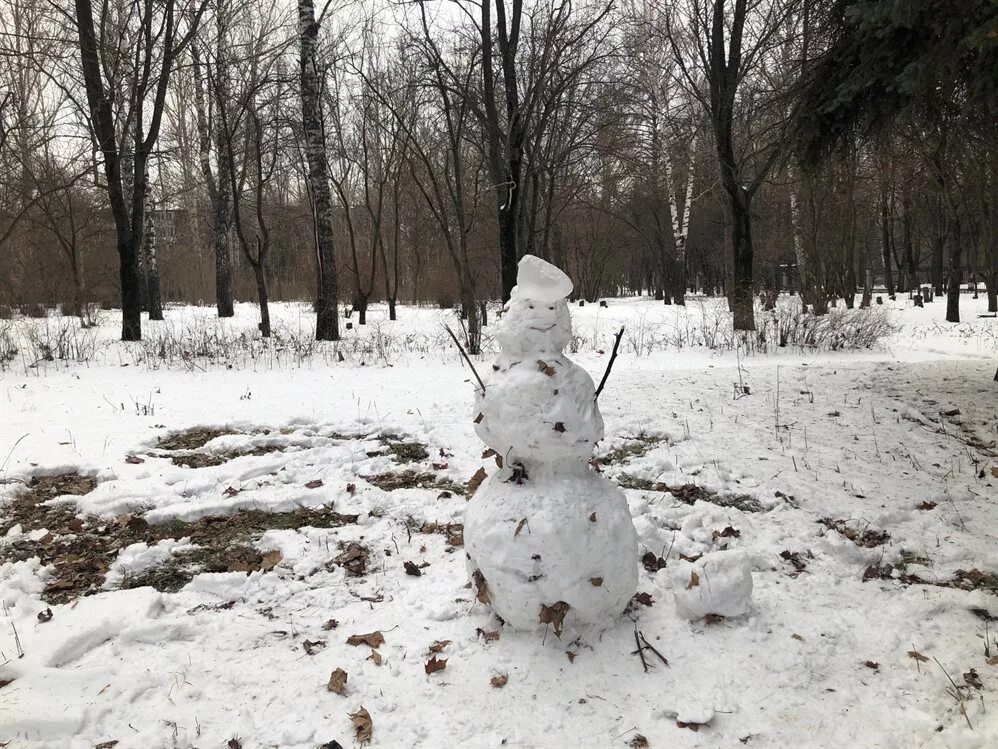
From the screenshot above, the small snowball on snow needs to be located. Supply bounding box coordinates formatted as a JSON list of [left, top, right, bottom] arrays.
[[513, 254, 573, 302], [5, 523, 22, 538], [671, 549, 753, 620]]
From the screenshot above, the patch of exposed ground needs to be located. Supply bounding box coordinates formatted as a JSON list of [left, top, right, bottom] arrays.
[[819, 517, 890, 547], [593, 434, 669, 467], [0, 472, 359, 602], [157, 427, 239, 451], [617, 473, 763, 512], [362, 468, 465, 495], [863, 556, 998, 593], [167, 444, 285, 468]]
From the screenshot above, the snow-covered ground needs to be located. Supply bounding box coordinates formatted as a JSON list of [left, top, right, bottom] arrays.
[[1, 294, 996, 749]]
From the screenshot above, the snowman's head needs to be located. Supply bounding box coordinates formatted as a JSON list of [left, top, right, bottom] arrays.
[[495, 256, 573, 354]]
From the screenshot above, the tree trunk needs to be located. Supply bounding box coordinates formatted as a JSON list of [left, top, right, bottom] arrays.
[[879, 186, 895, 299], [254, 264, 271, 337], [388, 297, 397, 321], [729, 191, 756, 331], [946, 216, 961, 323], [299, 0, 339, 341], [931, 224, 945, 297]]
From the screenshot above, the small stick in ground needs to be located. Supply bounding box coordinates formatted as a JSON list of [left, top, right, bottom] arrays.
[[632, 624, 648, 672], [594, 326, 625, 402], [443, 324, 486, 395], [638, 631, 670, 667]]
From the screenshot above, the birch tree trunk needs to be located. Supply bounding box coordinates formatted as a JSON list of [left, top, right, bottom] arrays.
[[144, 194, 163, 320], [298, 0, 339, 341]]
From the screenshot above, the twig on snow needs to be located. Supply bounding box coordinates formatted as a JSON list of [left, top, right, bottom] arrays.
[[443, 324, 486, 395], [594, 326, 625, 402], [632, 624, 648, 672]]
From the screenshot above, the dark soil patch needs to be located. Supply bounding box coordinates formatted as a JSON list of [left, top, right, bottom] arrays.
[[168, 444, 284, 468], [593, 434, 668, 467], [362, 469, 464, 495], [1, 494, 358, 603], [617, 474, 763, 512], [819, 517, 890, 548], [863, 558, 997, 593], [157, 427, 238, 451], [0, 472, 97, 537], [385, 442, 429, 464]]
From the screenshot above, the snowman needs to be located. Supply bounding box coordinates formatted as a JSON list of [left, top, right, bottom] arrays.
[[464, 255, 638, 633]]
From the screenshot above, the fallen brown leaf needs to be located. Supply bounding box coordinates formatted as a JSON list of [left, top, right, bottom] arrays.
[[226, 740, 241, 749], [302, 639, 326, 655], [538, 601, 571, 638], [125, 455, 144, 464], [987, 656, 998, 666], [260, 550, 282, 571], [863, 660, 880, 671], [589, 512, 597, 522], [537, 360, 556, 376], [791, 633, 804, 641], [553, 422, 566, 433], [514, 518, 528, 538], [472, 569, 491, 604], [367, 649, 383, 666], [474, 412, 484, 424], [404, 560, 422, 577], [428, 640, 451, 654], [566, 651, 576, 663], [327, 667, 348, 695], [676, 721, 703, 732], [346, 482, 356, 494], [590, 577, 603, 587], [322, 619, 339, 631], [908, 649, 929, 663], [629, 735, 649, 748], [634, 592, 654, 607], [348, 706, 373, 745], [96, 742, 119, 749], [305, 479, 324, 489], [37, 608, 53, 623], [432, 462, 449, 470], [346, 631, 385, 648], [476, 627, 500, 642], [963, 668, 983, 689], [223, 486, 241, 497], [490, 673, 508, 688], [467, 467, 488, 497], [686, 570, 700, 589], [424, 655, 448, 674]]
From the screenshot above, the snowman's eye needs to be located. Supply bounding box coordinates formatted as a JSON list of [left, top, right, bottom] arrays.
[[528, 304, 534, 309], [547, 306, 554, 310]]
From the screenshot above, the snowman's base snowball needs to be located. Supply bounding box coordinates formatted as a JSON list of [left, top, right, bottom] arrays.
[[464, 463, 638, 631], [671, 549, 753, 620]]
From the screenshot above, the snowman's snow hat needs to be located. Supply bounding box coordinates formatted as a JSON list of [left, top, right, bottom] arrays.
[[512, 254, 573, 303]]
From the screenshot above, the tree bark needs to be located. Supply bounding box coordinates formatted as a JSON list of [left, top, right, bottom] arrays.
[[879, 185, 895, 299], [299, 0, 339, 341], [144, 195, 163, 320], [945, 215, 961, 323]]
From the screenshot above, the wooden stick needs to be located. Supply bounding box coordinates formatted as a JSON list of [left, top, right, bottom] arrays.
[[638, 631, 670, 667], [594, 326, 625, 402], [443, 324, 486, 394], [633, 624, 648, 673]]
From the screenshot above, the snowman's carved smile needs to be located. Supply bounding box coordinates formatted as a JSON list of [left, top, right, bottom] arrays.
[[530, 324, 557, 331]]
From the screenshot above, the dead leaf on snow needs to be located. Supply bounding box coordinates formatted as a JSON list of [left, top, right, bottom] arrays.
[[590, 577, 603, 587], [424, 655, 448, 674], [327, 668, 348, 695], [703, 613, 725, 625], [686, 571, 700, 589], [963, 668, 983, 689], [467, 467, 488, 497], [125, 455, 144, 464], [305, 479, 324, 489], [95, 742, 119, 749], [987, 656, 998, 666], [677, 721, 704, 732], [538, 601, 571, 638], [490, 673, 508, 688], [432, 462, 449, 470], [474, 412, 484, 424], [630, 735, 649, 748], [514, 518, 528, 538], [863, 660, 880, 671], [791, 633, 804, 641], [634, 592, 654, 607], [404, 560, 422, 577], [37, 608, 53, 623], [348, 707, 373, 745], [334, 544, 367, 576], [303, 639, 326, 655], [322, 619, 339, 631], [991, 466, 998, 478], [553, 422, 566, 433], [908, 649, 929, 663], [537, 360, 556, 376], [346, 483, 356, 494], [223, 486, 241, 497], [367, 649, 383, 666], [428, 640, 451, 654], [476, 627, 500, 642], [566, 651, 576, 663], [260, 550, 283, 571], [589, 512, 597, 522], [346, 631, 385, 648], [226, 740, 241, 749], [473, 569, 492, 604]]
